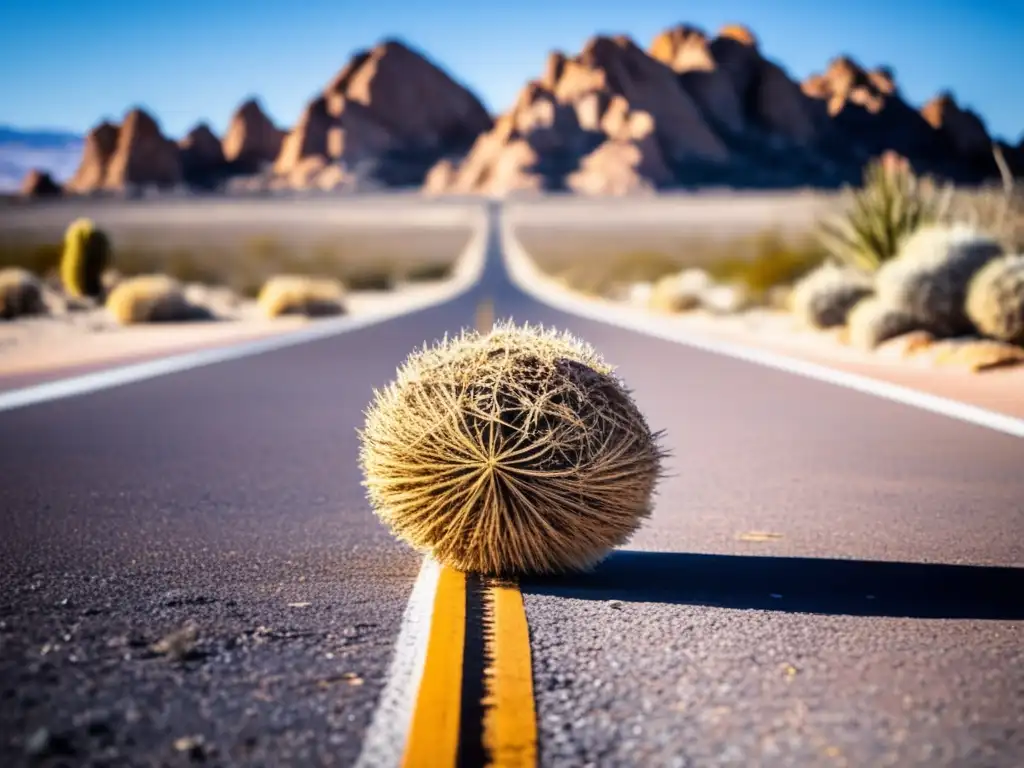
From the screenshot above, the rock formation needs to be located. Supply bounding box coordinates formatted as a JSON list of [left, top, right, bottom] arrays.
[[650, 23, 823, 147], [48, 27, 1023, 199], [222, 98, 285, 174], [429, 35, 728, 195], [801, 57, 946, 166], [66, 108, 181, 193], [921, 92, 992, 160], [19, 169, 62, 197], [178, 122, 226, 187], [271, 39, 492, 189]]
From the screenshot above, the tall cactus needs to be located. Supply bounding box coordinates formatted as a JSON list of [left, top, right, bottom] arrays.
[[61, 218, 111, 298]]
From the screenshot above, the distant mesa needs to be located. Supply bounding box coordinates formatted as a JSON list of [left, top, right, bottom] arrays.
[[36, 26, 1024, 198]]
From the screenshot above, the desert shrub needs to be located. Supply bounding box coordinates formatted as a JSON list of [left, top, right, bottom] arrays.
[[0, 267, 46, 320], [704, 231, 826, 296], [105, 275, 203, 324], [402, 261, 453, 283], [556, 251, 681, 298], [846, 296, 923, 350], [816, 154, 951, 273], [257, 275, 346, 318], [789, 262, 874, 329], [875, 223, 1004, 337], [61, 218, 111, 298], [648, 269, 711, 313], [965, 253, 1024, 345], [345, 270, 395, 292], [359, 322, 665, 576]]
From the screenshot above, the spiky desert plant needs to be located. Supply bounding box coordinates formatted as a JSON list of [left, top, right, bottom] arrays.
[[0, 267, 45, 320], [257, 275, 346, 318], [965, 253, 1024, 345], [648, 268, 711, 313], [875, 223, 1004, 337], [359, 322, 665, 576], [816, 154, 952, 273], [105, 274, 197, 324], [61, 218, 111, 299], [846, 296, 923, 350], [788, 262, 873, 329]]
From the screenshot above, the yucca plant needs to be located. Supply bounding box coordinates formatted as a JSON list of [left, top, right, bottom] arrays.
[[816, 153, 953, 273]]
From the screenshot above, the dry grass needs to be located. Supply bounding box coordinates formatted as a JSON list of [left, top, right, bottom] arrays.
[[257, 275, 346, 318], [359, 321, 666, 576], [517, 225, 826, 300], [105, 274, 204, 324], [0, 267, 45, 320], [0, 227, 470, 297]]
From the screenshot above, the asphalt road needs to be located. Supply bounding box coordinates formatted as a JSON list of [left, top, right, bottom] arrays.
[[2, 204, 1023, 767]]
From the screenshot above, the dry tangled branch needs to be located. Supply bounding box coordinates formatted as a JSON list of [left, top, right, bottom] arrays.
[[359, 321, 666, 576]]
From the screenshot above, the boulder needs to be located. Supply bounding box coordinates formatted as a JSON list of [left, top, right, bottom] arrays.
[[19, 169, 62, 197], [566, 136, 670, 195], [222, 98, 285, 173]]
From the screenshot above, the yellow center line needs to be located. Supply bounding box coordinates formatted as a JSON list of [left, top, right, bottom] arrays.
[[401, 565, 467, 768], [483, 582, 538, 768]]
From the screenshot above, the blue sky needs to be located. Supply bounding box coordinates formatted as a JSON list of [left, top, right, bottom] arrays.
[[1, 0, 1021, 143]]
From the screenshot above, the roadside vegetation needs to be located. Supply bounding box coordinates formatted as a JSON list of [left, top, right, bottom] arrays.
[[524, 148, 1024, 372], [0, 221, 468, 325]]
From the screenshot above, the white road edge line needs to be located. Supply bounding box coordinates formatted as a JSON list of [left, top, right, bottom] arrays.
[[354, 557, 440, 768], [500, 211, 1024, 440], [0, 209, 488, 415]]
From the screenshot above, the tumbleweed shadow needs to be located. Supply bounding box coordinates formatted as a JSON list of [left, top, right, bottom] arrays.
[[522, 550, 1024, 619]]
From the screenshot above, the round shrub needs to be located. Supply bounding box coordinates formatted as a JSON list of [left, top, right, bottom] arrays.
[[0, 268, 46, 320], [257, 275, 346, 318], [105, 275, 196, 324], [789, 262, 873, 329], [359, 322, 665, 576], [846, 296, 922, 350], [875, 224, 1003, 337], [965, 253, 1024, 345]]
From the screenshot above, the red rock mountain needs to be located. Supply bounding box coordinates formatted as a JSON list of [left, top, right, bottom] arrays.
[[222, 99, 285, 173], [271, 40, 492, 190], [67, 108, 181, 193], [19, 169, 62, 198], [54, 27, 1022, 197], [179, 122, 226, 184]]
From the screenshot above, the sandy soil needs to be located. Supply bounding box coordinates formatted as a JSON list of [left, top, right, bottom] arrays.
[[647, 307, 1024, 420], [0, 280, 459, 384]]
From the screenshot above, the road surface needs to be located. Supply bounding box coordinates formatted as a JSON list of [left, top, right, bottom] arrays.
[[1, 203, 1022, 767]]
